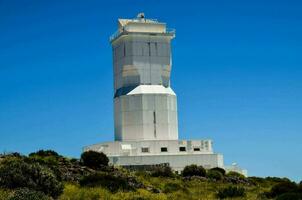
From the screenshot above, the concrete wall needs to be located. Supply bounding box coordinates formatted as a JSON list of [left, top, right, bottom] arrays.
[[84, 140, 213, 157], [110, 154, 224, 173], [112, 35, 172, 90], [111, 20, 178, 141], [114, 92, 178, 141], [84, 139, 220, 172]]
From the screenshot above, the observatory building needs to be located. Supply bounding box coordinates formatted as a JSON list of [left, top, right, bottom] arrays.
[[84, 13, 246, 175]]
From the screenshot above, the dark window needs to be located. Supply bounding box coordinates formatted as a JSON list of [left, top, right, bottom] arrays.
[[153, 111, 157, 138], [148, 42, 151, 56], [161, 147, 168, 152], [141, 147, 149, 153], [179, 147, 186, 152], [194, 148, 200, 151]]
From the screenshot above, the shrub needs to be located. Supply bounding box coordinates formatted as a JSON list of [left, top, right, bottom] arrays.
[[268, 181, 298, 198], [182, 165, 206, 177], [59, 184, 111, 200], [248, 176, 266, 185], [226, 171, 245, 179], [210, 167, 226, 175], [206, 170, 223, 180], [79, 172, 136, 192], [163, 182, 188, 194], [9, 188, 50, 200], [276, 193, 302, 200], [81, 151, 109, 169], [29, 150, 60, 158], [298, 181, 302, 192], [151, 166, 174, 178], [265, 177, 291, 183], [0, 158, 63, 198], [0, 189, 12, 200], [216, 186, 246, 199]]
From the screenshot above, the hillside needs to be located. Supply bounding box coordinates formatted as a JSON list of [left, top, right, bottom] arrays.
[[0, 150, 301, 200]]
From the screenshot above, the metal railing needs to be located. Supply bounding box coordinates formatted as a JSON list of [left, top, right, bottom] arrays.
[[110, 28, 176, 42]]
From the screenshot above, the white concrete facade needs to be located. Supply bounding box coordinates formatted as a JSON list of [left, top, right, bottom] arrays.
[[111, 15, 178, 141], [85, 13, 246, 175], [83, 139, 224, 172]]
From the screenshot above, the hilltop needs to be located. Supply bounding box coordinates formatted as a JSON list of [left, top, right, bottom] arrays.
[[0, 150, 301, 200]]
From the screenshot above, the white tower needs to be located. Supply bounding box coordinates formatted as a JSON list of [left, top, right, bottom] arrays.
[[110, 13, 178, 141], [84, 14, 248, 176]]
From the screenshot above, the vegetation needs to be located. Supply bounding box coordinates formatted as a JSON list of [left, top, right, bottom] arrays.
[[209, 167, 226, 175], [79, 172, 140, 192], [150, 166, 174, 178], [1, 150, 301, 200], [216, 186, 246, 199], [181, 164, 206, 177], [9, 188, 51, 200], [80, 151, 109, 169], [0, 156, 63, 198], [206, 169, 223, 180]]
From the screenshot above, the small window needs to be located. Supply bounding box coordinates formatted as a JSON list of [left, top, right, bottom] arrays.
[[179, 147, 186, 152], [141, 147, 149, 153], [194, 148, 200, 151], [161, 147, 168, 152]]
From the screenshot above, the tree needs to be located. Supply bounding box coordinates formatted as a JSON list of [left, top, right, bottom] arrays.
[[81, 151, 109, 169]]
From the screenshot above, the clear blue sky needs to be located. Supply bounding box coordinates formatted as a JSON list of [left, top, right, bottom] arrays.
[[0, 0, 301, 181]]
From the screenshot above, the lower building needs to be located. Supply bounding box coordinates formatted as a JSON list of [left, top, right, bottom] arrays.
[[84, 139, 224, 173]]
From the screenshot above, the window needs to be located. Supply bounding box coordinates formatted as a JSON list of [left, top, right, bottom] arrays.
[[148, 42, 151, 56], [141, 147, 149, 153], [179, 147, 186, 152], [161, 147, 168, 152], [194, 148, 200, 151]]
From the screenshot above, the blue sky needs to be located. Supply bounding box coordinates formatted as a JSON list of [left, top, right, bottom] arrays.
[[0, 0, 301, 181]]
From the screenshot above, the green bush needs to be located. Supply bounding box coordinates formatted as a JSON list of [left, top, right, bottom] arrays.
[[216, 186, 246, 199], [268, 181, 298, 198], [209, 167, 225, 176], [182, 165, 206, 177], [29, 150, 61, 158], [163, 182, 188, 194], [79, 172, 136, 192], [248, 176, 266, 185], [150, 166, 174, 178], [226, 171, 245, 179], [206, 170, 223, 180], [265, 177, 291, 183], [276, 193, 302, 200], [298, 181, 302, 192], [59, 184, 111, 200], [80, 151, 109, 169], [0, 158, 63, 198], [9, 188, 50, 200], [0, 189, 12, 200]]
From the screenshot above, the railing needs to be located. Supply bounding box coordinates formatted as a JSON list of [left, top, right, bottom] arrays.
[[109, 29, 122, 42], [110, 28, 176, 42], [166, 28, 176, 35]]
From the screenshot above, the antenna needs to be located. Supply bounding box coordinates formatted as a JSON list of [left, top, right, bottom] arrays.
[[137, 13, 145, 19]]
